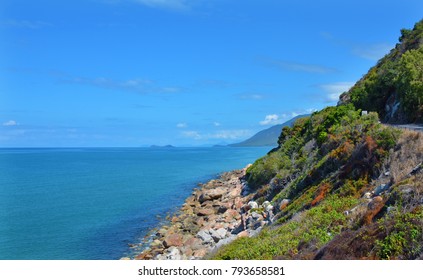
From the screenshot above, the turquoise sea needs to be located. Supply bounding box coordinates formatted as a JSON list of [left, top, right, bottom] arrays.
[[0, 147, 269, 260]]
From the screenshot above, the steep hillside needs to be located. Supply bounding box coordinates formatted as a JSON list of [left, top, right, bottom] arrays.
[[213, 105, 423, 260], [230, 115, 309, 147], [339, 19, 423, 123]]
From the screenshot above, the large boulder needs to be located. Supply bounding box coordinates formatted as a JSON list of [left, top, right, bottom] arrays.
[[163, 233, 183, 248], [198, 188, 226, 203], [197, 230, 213, 244], [166, 247, 182, 260], [197, 207, 215, 216], [210, 228, 227, 242]]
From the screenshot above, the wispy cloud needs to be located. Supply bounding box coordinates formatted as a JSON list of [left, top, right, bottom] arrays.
[[259, 57, 338, 74], [237, 93, 265, 100], [2, 120, 18, 126], [352, 43, 392, 60], [321, 32, 392, 61], [196, 79, 234, 89], [259, 109, 316, 126], [259, 114, 280, 126], [319, 82, 354, 102], [64, 77, 182, 94], [131, 0, 191, 11], [213, 122, 221, 127], [176, 122, 188, 128], [0, 19, 51, 29], [181, 130, 202, 140], [181, 129, 251, 140]]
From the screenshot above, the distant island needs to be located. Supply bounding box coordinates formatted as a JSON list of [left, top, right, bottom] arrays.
[[149, 145, 176, 149]]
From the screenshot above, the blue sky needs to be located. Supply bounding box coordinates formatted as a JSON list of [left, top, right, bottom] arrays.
[[1, 0, 422, 147]]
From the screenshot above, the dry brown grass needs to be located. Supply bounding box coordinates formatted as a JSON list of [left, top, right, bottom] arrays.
[[389, 130, 423, 183]]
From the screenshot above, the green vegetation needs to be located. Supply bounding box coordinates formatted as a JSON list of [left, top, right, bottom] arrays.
[[211, 19, 423, 260], [340, 19, 423, 123], [214, 195, 358, 260], [375, 207, 423, 260]]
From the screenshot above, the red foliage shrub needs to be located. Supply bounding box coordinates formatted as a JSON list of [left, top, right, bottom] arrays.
[[311, 183, 331, 206]]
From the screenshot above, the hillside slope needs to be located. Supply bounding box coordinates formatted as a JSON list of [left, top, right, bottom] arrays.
[[214, 105, 422, 260], [339, 19, 423, 123], [212, 20, 423, 260], [230, 115, 309, 147]]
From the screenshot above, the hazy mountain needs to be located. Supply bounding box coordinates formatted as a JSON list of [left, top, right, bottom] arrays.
[[229, 114, 310, 147]]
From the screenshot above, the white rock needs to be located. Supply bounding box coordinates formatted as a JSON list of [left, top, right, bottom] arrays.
[[262, 201, 271, 209], [197, 230, 213, 243], [167, 247, 181, 260], [210, 228, 227, 242], [248, 201, 259, 209], [265, 204, 274, 212], [363, 192, 372, 199]]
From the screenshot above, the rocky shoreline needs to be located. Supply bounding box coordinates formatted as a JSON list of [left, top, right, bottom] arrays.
[[127, 165, 275, 260]]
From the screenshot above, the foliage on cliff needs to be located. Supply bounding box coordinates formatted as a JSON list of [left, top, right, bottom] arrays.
[[213, 104, 423, 260], [339, 19, 423, 123]]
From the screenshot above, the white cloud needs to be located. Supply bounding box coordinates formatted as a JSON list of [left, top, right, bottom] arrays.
[[321, 32, 392, 61], [181, 129, 251, 141], [3, 120, 18, 126], [0, 19, 51, 29], [238, 93, 265, 100], [176, 122, 187, 128], [259, 114, 280, 126], [65, 76, 181, 95], [352, 43, 392, 61], [182, 130, 202, 140], [259, 57, 337, 74], [319, 82, 354, 102], [213, 122, 221, 127], [210, 130, 250, 140]]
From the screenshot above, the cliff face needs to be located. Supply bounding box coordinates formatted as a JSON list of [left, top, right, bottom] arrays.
[[339, 19, 423, 124]]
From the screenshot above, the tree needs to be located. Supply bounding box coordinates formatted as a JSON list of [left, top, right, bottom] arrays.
[[397, 47, 423, 122]]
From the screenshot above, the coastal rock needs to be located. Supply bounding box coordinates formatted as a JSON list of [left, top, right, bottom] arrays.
[[237, 230, 249, 238], [197, 208, 215, 216], [210, 228, 227, 242], [185, 237, 203, 250], [163, 233, 183, 248], [233, 197, 243, 210], [135, 167, 251, 260], [197, 230, 214, 244], [214, 235, 237, 250], [193, 248, 208, 258], [198, 188, 226, 203], [166, 247, 182, 260], [223, 209, 240, 222], [217, 205, 228, 214], [151, 239, 162, 247]]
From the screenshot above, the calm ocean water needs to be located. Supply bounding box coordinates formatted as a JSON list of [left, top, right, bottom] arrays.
[[0, 147, 269, 260]]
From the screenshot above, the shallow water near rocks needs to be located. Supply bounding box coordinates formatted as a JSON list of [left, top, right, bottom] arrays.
[[0, 147, 269, 259]]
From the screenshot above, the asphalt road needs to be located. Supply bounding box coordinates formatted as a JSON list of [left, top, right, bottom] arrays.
[[393, 124, 423, 132]]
